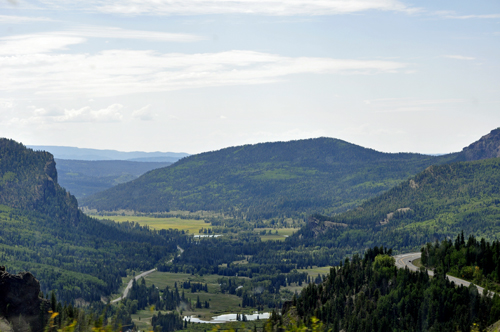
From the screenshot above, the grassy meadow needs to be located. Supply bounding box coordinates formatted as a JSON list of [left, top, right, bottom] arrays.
[[142, 271, 251, 321], [297, 266, 332, 278], [254, 228, 299, 241], [93, 215, 211, 234]]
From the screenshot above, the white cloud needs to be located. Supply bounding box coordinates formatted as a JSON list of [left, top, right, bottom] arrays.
[[30, 105, 64, 116], [34, 0, 418, 16], [33, 108, 49, 116], [0, 28, 201, 55], [55, 104, 124, 122], [0, 99, 14, 109], [61, 26, 203, 43], [132, 105, 155, 121], [0, 34, 85, 55], [443, 55, 475, 61], [0, 49, 409, 97], [443, 14, 500, 19], [0, 14, 54, 23]]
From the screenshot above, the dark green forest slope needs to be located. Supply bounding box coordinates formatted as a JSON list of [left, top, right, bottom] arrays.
[[55, 159, 172, 198], [284, 249, 500, 332], [0, 139, 186, 303], [81, 137, 456, 218], [293, 156, 500, 256], [422, 234, 500, 292]]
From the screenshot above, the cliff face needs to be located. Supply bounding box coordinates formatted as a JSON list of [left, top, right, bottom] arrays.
[[0, 139, 60, 210], [458, 128, 500, 161], [0, 266, 50, 332], [0, 138, 82, 226]]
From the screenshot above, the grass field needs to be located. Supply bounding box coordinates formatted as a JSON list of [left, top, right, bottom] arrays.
[[114, 271, 251, 330], [254, 228, 299, 241], [131, 309, 164, 331], [142, 271, 251, 321], [297, 266, 333, 278], [93, 215, 211, 234]]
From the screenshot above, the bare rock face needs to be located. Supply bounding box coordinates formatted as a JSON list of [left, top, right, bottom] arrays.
[[44, 159, 58, 184], [459, 128, 500, 161], [0, 266, 50, 332]]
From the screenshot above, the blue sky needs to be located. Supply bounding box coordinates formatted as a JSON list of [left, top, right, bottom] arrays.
[[0, 0, 499, 154]]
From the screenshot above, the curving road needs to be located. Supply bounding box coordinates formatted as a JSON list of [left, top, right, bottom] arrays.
[[394, 252, 487, 296], [111, 268, 157, 303], [111, 245, 184, 303]]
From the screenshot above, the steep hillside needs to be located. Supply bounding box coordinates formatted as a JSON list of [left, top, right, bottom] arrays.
[[55, 159, 172, 198], [81, 137, 456, 218], [294, 156, 500, 254], [0, 139, 185, 303]]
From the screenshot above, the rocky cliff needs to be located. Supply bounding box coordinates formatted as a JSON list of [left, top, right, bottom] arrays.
[[0, 266, 49, 332], [458, 128, 500, 161], [0, 138, 83, 227]]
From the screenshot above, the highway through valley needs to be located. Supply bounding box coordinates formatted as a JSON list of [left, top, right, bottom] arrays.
[[111, 245, 184, 303], [394, 252, 487, 296]]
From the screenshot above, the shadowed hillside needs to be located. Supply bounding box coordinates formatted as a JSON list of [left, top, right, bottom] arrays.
[[0, 139, 186, 303]]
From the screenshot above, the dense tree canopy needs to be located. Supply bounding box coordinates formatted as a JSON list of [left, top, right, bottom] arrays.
[[81, 137, 456, 218], [289, 248, 500, 332]]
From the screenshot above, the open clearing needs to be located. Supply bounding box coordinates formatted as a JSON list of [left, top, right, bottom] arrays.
[[93, 215, 210, 234], [254, 228, 299, 241], [297, 266, 333, 278], [142, 271, 252, 321]]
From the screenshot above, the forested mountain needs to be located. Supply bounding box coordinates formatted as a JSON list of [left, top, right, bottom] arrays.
[[55, 159, 172, 198], [81, 137, 457, 218], [293, 156, 500, 257], [0, 139, 186, 303]]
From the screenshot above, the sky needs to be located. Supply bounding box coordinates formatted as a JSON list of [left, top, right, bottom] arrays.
[[1, 0, 499, 155]]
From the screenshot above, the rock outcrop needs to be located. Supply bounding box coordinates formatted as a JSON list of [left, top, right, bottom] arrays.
[[0, 266, 50, 332], [307, 216, 348, 237], [458, 128, 500, 161]]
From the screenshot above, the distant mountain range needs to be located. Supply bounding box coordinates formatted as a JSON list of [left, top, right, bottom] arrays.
[[27, 145, 189, 162], [25, 145, 187, 198], [55, 159, 173, 199], [80, 136, 461, 218]]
